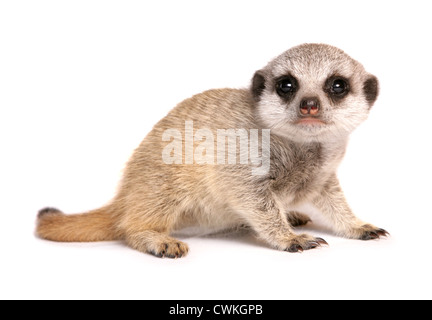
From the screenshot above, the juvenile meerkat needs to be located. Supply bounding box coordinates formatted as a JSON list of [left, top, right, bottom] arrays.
[[37, 43, 388, 258]]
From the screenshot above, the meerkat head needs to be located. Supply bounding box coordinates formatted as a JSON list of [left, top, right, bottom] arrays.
[[251, 43, 379, 143]]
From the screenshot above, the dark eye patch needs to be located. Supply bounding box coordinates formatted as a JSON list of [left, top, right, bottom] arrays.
[[324, 76, 350, 104], [275, 75, 299, 103]]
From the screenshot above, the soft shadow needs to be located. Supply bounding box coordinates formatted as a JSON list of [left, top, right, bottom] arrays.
[[174, 221, 336, 249], [175, 227, 271, 249]]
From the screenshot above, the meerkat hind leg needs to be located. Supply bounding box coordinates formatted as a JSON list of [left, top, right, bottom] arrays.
[[125, 230, 189, 258], [287, 211, 312, 227]]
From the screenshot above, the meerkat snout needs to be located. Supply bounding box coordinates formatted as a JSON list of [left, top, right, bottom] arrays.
[[299, 98, 320, 116]]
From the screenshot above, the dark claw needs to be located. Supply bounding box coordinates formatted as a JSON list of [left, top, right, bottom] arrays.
[[286, 237, 329, 253], [307, 241, 319, 249], [287, 244, 303, 253], [370, 231, 379, 239], [377, 228, 390, 237], [160, 245, 168, 257], [150, 250, 164, 258], [361, 231, 379, 240], [360, 229, 389, 240], [305, 238, 328, 249], [315, 237, 329, 246]]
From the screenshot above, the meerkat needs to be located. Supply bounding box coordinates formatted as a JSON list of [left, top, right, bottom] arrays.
[[36, 43, 388, 258]]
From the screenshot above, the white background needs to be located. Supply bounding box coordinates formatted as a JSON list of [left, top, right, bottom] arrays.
[[1, 0, 431, 300]]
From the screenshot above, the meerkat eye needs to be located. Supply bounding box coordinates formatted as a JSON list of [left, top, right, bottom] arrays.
[[331, 79, 347, 94], [325, 76, 350, 100], [276, 76, 298, 96], [279, 79, 294, 93]]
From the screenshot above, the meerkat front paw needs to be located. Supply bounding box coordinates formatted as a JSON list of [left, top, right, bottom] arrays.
[[358, 224, 389, 240], [278, 234, 328, 253], [351, 224, 389, 240]]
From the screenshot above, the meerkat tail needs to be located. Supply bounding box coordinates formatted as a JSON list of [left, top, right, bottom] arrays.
[[36, 206, 120, 242]]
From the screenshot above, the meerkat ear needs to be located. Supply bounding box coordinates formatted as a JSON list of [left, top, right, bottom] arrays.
[[251, 71, 266, 102], [363, 75, 379, 108]]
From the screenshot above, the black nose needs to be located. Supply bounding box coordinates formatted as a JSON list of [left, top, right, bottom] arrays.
[[300, 98, 320, 116]]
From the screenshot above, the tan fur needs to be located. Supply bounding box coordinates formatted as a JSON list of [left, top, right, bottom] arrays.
[[36, 44, 388, 258], [37, 206, 120, 242]]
